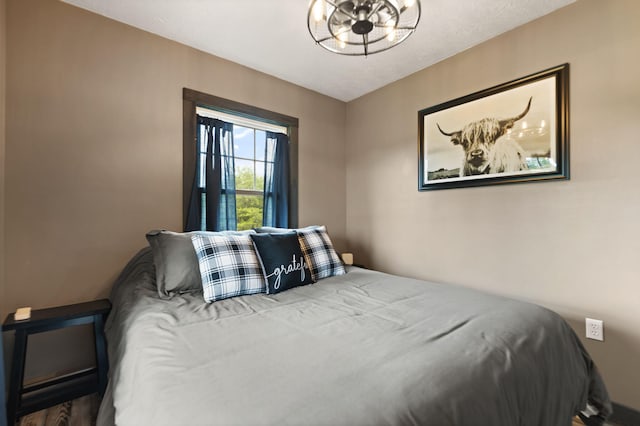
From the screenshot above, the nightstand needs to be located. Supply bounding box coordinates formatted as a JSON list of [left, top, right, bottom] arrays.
[[2, 299, 111, 425]]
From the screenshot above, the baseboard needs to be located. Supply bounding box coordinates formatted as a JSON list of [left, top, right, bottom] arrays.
[[610, 402, 640, 426]]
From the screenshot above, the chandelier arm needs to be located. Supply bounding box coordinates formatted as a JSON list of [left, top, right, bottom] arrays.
[[333, 18, 351, 26], [326, 0, 357, 20], [332, 26, 351, 40], [373, 23, 417, 30], [314, 34, 338, 43], [367, 2, 384, 20], [316, 25, 350, 43]]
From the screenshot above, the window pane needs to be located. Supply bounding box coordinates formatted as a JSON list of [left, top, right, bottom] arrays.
[[255, 130, 266, 161], [233, 126, 254, 160], [235, 159, 256, 190], [197, 126, 208, 187], [198, 153, 206, 188], [200, 192, 206, 231], [236, 194, 264, 231], [199, 126, 208, 153], [255, 161, 266, 190]]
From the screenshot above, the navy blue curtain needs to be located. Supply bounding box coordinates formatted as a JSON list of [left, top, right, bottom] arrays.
[[217, 121, 237, 230], [263, 132, 290, 228], [186, 117, 237, 231]]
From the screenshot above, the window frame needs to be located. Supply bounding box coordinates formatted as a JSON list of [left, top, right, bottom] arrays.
[[182, 88, 299, 230], [226, 124, 268, 196]]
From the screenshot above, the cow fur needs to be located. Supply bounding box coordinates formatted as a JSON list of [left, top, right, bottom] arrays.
[[485, 137, 528, 174], [456, 120, 528, 176], [438, 98, 532, 177]]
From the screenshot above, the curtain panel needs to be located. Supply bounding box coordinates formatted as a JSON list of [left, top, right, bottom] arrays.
[[186, 117, 237, 232], [263, 132, 290, 228]]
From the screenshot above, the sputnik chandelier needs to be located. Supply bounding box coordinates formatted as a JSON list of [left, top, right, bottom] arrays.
[[307, 0, 421, 56]]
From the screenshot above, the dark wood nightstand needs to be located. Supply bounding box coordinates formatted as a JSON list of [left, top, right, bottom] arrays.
[[2, 299, 111, 425]]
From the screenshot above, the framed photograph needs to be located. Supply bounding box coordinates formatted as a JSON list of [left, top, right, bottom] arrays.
[[418, 63, 569, 191]]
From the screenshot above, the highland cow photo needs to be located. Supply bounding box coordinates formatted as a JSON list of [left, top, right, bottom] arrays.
[[418, 64, 569, 190]]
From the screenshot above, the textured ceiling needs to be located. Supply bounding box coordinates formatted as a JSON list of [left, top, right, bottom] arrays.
[[61, 0, 576, 102]]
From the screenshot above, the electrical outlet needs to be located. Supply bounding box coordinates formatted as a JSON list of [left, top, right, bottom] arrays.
[[585, 318, 604, 341]]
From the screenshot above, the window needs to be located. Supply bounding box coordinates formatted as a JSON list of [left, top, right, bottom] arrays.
[[183, 89, 299, 232], [196, 107, 286, 230], [232, 126, 268, 231]]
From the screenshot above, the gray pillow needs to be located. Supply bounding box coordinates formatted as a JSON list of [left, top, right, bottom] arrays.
[[146, 229, 255, 298]]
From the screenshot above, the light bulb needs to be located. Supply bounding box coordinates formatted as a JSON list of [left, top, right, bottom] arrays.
[[385, 20, 395, 41], [387, 29, 396, 42], [313, 0, 324, 22], [405, 0, 416, 7], [338, 31, 348, 49]]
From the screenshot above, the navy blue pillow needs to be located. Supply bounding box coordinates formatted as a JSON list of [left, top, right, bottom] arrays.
[[250, 232, 315, 294]]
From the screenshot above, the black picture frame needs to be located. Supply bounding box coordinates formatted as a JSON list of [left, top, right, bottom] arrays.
[[418, 63, 569, 191]]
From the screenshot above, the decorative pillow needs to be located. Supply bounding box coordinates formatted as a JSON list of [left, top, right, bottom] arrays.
[[146, 229, 255, 298], [190, 233, 266, 303], [296, 226, 346, 281], [250, 232, 314, 294]]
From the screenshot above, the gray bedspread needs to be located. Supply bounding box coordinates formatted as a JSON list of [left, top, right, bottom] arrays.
[[98, 248, 611, 426]]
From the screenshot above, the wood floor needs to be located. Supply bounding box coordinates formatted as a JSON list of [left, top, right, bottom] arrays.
[[574, 416, 619, 426], [14, 399, 608, 426], [16, 394, 99, 426]]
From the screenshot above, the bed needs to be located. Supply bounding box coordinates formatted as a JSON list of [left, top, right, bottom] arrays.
[[97, 245, 611, 426]]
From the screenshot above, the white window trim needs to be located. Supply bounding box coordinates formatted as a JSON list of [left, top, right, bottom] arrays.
[[196, 107, 287, 134]]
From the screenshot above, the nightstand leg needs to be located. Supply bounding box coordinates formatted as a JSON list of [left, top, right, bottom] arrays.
[[7, 330, 28, 426], [93, 314, 108, 396]]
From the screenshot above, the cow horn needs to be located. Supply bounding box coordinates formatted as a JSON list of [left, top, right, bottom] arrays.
[[500, 97, 532, 129], [437, 123, 458, 137]]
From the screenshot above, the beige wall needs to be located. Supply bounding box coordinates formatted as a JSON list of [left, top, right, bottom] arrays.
[[346, 0, 640, 409], [0, 0, 6, 321], [4, 0, 639, 412], [4, 0, 346, 313]]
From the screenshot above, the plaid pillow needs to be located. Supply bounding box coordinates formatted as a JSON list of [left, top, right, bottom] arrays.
[[297, 226, 346, 281], [191, 234, 266, 303]]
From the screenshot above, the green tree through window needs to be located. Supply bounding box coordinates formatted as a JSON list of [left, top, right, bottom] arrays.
[[233, 125, 271, 231], [235, 167, 264, 231]]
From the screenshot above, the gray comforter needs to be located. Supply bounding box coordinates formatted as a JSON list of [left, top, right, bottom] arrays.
[[98, 248, 611, 426]]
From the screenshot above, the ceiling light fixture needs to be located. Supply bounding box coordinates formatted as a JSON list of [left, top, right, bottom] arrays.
[[307, 0, 421, 56]]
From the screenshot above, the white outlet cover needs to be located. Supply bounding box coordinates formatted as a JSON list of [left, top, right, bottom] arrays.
[[585, 318, 604, 341]]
